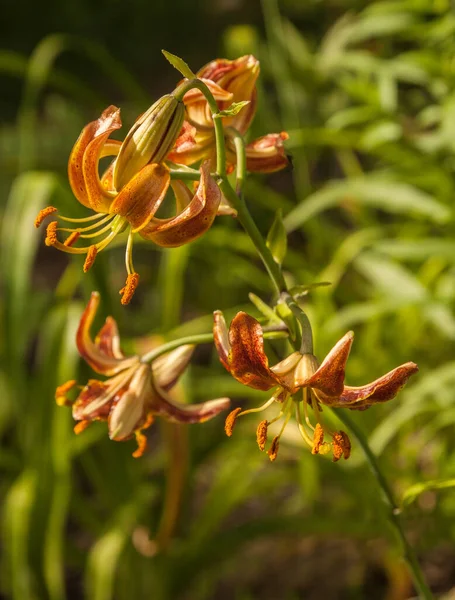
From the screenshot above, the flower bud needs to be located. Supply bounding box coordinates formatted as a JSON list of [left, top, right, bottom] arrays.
[[113, 94, 184, 190]]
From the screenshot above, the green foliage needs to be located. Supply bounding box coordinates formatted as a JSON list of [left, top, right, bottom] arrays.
[[1, 0, 455, 598]]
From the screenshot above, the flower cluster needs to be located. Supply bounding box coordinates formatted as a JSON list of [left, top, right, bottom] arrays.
[[213, 311, 418, 462], [56, 292, 230, 457], [35, 55, 288, 304]]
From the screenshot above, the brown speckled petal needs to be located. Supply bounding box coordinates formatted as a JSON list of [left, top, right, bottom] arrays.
[[227, 312, 280, 391], [335, 362, 419, 409], [301, 332, 354, 399]]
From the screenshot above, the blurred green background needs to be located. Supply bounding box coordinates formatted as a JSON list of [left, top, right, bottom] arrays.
[[2, 0, 455, 598]]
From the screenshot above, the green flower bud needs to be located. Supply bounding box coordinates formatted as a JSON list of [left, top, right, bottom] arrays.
[[113, 94, 184, 190]]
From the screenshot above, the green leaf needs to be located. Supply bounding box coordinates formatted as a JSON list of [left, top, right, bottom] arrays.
[[248, 293, 281, 323], [216, 101, 250, 118], [162, 50, 196, 79], [289, 282, 331, 298], [266, 209, 288, 265], [284, 178, 451, 232], [402, 479, 455, 507]]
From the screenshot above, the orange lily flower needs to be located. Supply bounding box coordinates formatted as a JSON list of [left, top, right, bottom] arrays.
[[168, 55, 290, 173], [214, 311, 418, 462], [35, 102, 221, 304], [56, 292, 230, 457]]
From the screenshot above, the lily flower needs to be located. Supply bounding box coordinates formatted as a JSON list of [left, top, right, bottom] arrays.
[[168, 55, 290, 173], [213, 311, 418, 462], [56, 292, 230, 457], [35, 102, 221, 304]]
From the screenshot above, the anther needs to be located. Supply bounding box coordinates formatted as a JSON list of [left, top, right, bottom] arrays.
[[256, 419, 268, 451], [45, 221, 58, 246], [83, 245, 98, 272], [64, 231, 81, 247], [74, 420, 91, 435], [332, 430, 351, 462], [224, 407, 242, 437], [119, 273, 140, 305], [132, 430, 148, 458], [35, 206, 57, 228], [55, 380, 77, 406], [311, 423, 325, 455], [267, 435, 280, 462]]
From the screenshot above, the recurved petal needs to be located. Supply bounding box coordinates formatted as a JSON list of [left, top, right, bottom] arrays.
[[300, 332, 354, 398], [109, 163, 170, 232], [76, 292, 139, 376], [138, 160, 220, 247], [95, 316, 124, 359], [336, 362, 419, 409], [151, 386, 231, 424], [68, 106, 122, 209], [72, 379, 111, 422], [227, 312, 280, 391], [167, 129, 215, 166], [213, 310, 231, 371], [152, 345, 194, 391], [244, 132, 289, 173]]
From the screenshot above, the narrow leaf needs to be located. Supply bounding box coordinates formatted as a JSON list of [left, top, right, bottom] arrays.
[[266, 209, 288, 265], [162, 50, 196, 79]]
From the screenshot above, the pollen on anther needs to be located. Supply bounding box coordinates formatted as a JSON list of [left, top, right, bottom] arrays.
[[332, 430, 351, 462], [64, 231, 81, 247], [45, 221, 58, 246], [256, 419, 268, 451], [224, 407, 242, 437], [55, 379, 77, 406], [267, 435, 280, 462], [311, 423, 325, 455], [74, 420, 91, 435], [35, 206, 57, 228], [83, 245, 98, 272], [120, 273, 140, 305], [132, 430, 148, 458]]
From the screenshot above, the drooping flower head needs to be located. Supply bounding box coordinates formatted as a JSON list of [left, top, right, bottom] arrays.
[[35, 98, 221, 304], [169, 55, 290, 173], [57, 292, 230, 456], [214, 311, 418, 462]]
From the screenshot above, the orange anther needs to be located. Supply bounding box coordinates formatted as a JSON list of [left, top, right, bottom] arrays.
[[83, 245, 98, 272], [35, 206, 57, 228], [119, 273, 140, 305]]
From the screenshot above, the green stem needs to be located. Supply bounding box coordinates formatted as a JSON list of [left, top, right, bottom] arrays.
[[141, 328, 288, 365], [335, 410, 433, 600]]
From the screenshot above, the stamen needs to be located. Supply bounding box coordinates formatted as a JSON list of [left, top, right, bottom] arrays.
[[332, 430, 351, 462], [83, 245, 98, 272], [58, 213, 108, 223], [267, 436, 280, 462], [133, 430, 149, 458], [64, 232, 80, 247], [303, 389, 315, 430], [225, 407, 242, 437], [55, 380, 77, 406], [74, 420, 91, 435], [58, 214, 113, 233], [35, 206, 57, 228], [295, 402, 314, 447], [125, 228, 135, 275], [79, 219, 119, 239], [120, 273, 140, 305], [311, 423, 325, 455], [256, 420, 268, 451], [239, 395, 277, 417], [45, 221, 58, 246], [333, 430, 351, 461]]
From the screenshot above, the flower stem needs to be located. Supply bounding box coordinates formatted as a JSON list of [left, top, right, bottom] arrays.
[[141, 328, 288, 365], [335, 410, 433, 600]]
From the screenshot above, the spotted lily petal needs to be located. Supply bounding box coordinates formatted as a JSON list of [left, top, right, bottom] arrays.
[[151, 384, 230, 424], [243, 132, 289, 173], [109, 163, 170, 232], [76, 292, 140, 376], [297, 332, 354, 399], [224, 311, 280, 391], [336, 362, 419, 409], [68, 105, 122, 211], [139, 160, 220, 247]]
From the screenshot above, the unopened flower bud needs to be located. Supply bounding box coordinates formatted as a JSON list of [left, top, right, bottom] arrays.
[[114, 94, 184, 190]]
